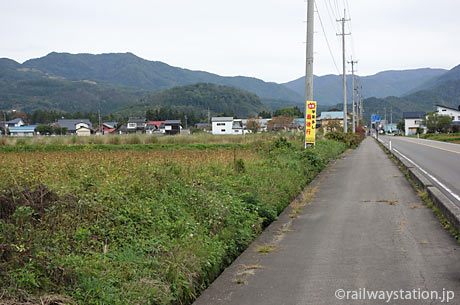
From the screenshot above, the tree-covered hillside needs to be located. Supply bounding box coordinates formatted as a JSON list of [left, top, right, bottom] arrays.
[[23, 52, 302, 103], [0, 78, 150, 114], [122, 83, 269, 118]]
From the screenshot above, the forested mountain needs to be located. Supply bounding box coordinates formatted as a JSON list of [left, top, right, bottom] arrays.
[[324, 66, 460, 124], [0, 52, 302, 114], [283, 68, 447, 105], [0, 58, 150, 113], [23, 52, 302, 104], [118, 83, 269, 118]]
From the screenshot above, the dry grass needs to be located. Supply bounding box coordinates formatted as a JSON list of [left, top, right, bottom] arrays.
[[256, 244, 277, 255], [289, 187, 317, 218], [1, 133, 279, 146]]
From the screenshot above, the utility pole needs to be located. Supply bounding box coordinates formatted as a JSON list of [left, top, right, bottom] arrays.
[[384, 106, 387, 134], [98, 110, 102, 135], [337, 10, 351, 133], [1, 111, 5, 136], [356, 83, 360, 127], [348, 59, 358, 133], [390, 105, 393, 134], [360, 86, 364, 123], [304, 0, 314, 149]]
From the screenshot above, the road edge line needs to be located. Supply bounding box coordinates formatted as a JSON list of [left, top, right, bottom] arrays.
[[375, 137, 460, 234]]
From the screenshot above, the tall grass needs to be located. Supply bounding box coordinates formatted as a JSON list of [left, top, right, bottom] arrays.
[[1, 133, 282, 146], [0, 135, 347, 304]]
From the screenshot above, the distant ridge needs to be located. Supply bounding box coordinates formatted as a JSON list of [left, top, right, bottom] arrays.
[[282, 68, 447, 105], [23, 52, 303, 104]]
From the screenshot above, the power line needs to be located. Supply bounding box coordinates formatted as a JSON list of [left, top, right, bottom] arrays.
[[315, 1, 341, 74]]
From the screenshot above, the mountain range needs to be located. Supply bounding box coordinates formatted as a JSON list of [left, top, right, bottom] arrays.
[[282, 68, 447, 105], [0, 52, 459, 120], [323, 64, 460, 124]]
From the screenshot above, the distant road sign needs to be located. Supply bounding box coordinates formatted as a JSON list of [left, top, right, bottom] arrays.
[[371, 114, 381, 123]]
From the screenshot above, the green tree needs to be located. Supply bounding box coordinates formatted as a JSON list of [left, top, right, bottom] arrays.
[[397, 120, 405, 134], [423, 112, 438, 133], [36, 125, 54, 135], [274, 107, 303, 118], [438, 115, 452, 133], [423, 112, 452, 133], [53, 127, 68, 135], [258, 111, 272, 119]]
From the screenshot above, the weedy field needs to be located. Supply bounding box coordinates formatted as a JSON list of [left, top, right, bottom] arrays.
[[419, 132, 460, 143], [0, 134, 350, 304]]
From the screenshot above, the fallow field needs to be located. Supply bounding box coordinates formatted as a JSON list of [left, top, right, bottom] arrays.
[[0, 134, 350, 304]]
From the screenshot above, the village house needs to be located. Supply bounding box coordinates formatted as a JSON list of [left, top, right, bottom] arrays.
[[164, 120, 182, 135], [127, 118, 147, 133], [195, 123, 211, 131], [102, 122, 117, 134], [56, 119, 93, 136], [146, 121, 165, 134], [212, 117, 234, 135], [9, 125, 38, 137], [6, 118, 25, 128], [241, 118, 271, 132], [318, 111, 351, 133], [436, 105, 460, 127], [232, 119, 244, 135], [403, 112, 426, 136]]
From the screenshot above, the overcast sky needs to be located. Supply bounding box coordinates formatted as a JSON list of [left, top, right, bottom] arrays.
[[1, 0, 459, 83]]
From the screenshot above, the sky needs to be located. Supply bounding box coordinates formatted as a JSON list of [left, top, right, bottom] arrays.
[[1, 0, 459, 83]]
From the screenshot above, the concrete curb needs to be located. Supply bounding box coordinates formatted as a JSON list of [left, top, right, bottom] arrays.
[[376, 138, 460, 232]]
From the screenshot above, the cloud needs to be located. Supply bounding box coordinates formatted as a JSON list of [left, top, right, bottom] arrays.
[[1, 0, 459, 83]]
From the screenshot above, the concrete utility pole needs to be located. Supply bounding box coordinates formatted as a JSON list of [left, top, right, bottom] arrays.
[[304, 0, 314, 149], [356, 83, 360, 127], [348, 59, 358, 133], [390, 105, 393, 134], [384, 106, 387, 134], [337, 10, 351, 133], [360, 86, 364, 123]]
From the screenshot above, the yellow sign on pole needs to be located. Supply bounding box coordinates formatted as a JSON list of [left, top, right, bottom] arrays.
[[305, 101, 317, 145]]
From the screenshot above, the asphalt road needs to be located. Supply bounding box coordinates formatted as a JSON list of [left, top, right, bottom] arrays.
[[379, 136, 460, 206], [193, 138, 460, 305]]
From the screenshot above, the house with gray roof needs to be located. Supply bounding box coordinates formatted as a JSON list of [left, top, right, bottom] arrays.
[[164, 120, 182, 135], [403, 112, 426, 136], [212, 117, 234, 135], [56, 119, 93, 135]]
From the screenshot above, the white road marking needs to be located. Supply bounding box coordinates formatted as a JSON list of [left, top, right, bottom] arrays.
[[393, 148, 460, 203]]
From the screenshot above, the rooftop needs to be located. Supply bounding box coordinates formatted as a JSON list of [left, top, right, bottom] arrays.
[[212, 117, 233, 122], [165, 120, 182, 124], [9, 125, 38, 132], [436, 105, 460, 112], [319, 112, 344, 120], [403, 112, 426, 119], [57, 119, 93, 131]]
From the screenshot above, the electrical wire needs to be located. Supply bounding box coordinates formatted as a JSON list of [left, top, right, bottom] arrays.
[[315, 0, 341, 75]]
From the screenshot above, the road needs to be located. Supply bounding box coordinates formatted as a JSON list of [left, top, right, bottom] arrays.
[[379, 136, 460, 206], [193, 138, 460, 305]]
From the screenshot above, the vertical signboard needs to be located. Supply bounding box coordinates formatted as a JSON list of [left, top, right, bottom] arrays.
[[305, 101, 317, 145]]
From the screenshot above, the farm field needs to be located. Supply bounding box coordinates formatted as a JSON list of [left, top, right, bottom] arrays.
[[0, 134, 349, 304], [419, 132, 460, 143]]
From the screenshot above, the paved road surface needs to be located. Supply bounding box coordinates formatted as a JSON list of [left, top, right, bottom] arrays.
[[193, 138, 460, 305], [379, 136, 460, 206]]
